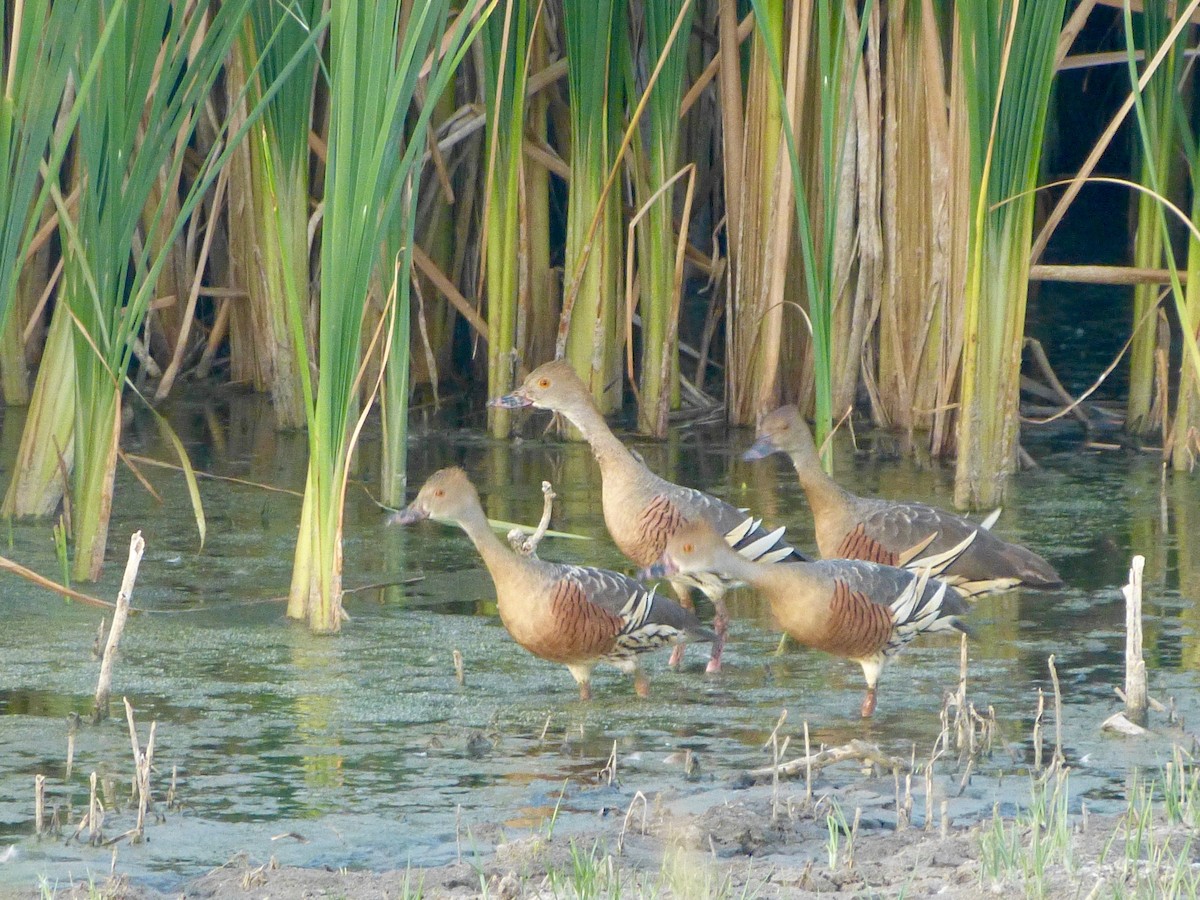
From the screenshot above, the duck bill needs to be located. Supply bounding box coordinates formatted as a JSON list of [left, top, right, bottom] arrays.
[[389, 504, 428, 526], [741, 436, 777, 461], [487, 389, 533, 409], [643, 556, 678, 580]]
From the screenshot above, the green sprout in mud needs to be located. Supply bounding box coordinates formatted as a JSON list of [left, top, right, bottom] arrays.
[[978, 771, 1073, 898], [545, 840, 618, 899], [824, 799, 852, 872]]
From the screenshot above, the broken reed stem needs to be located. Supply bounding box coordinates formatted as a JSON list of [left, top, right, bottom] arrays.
[[1122, 555, 1148, 727], [603, 740, 618, 787], [88, 771, 100, 844], [1048, 654, 1065, 769], [35, 774, 45, 835], [804, 721, 813, 805], [167, 765, 178, 810], [956, 633, 968, 751], [1033, 689, 1045, 772], [124, 697, 156, 841], [66, 713, 79, 780], [509, 481, 556, 557], [91, 532, 147, 724], [452, 649, 465, 686], [617, 790, 648, 855], [765, 709, 789, 822]]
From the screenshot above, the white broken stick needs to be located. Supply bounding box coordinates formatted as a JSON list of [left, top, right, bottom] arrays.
[[508, 481, 556, 557], [91, 532, 146, 724]]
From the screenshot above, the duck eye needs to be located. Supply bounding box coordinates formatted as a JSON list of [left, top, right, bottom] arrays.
[[538, 377, 550, 389], [434, 488, 444, 498], [683, 542, 693, 553]]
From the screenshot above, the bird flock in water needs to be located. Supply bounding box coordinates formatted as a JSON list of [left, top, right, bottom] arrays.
[[392, 360, 1062, 718]]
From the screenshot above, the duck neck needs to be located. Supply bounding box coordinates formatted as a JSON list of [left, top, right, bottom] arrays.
[[709, 548, 759, 585], [788, 449, 852, 518], [562, 402, 640, 477], [452, 501, 528, 586]]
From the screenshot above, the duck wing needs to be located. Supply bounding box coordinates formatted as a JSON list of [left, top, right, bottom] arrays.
[[666, 483, 809, 564], [811, 559, 969, 656], [556, 564, 716, 651]]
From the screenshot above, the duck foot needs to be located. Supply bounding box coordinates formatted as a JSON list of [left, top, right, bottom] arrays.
[[634, 671, 651, 698], [668, 644, 686, 669], [860, 687, 877, 718], [705, 609, 730, 674], [579, 682, 593, 702]]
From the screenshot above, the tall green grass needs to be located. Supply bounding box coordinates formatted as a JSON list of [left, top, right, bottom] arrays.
[[235, 0, 326, 429], [1126, 0, 1181, 436], [287, 0, 491, 631], [0, 0, 87, 343], [559, 0, 628, 415], [61, 0, 257, 579], [481, 0, 535, 439], [630, 0, 694, 436], [1122, 1, 1200, 470], [0, 0, 100, 519], [953, 0, 1067, 509]]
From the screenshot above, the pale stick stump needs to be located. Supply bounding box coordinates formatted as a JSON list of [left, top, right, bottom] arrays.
[[1102, 555, 1151, 735], [91, 532, 146, 724]]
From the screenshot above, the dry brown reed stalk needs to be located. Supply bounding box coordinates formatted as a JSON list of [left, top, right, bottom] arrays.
[[155, 167, 230, 400], [0, 553, 116, 610], [764, 709, 789, 821], [453, 649, 465, 686], [616, 790, 648, 855], [123, 697, 156, 842], [76, 771, 101, 845], [725, 13, 783, 425], [1047, 654, 1066, 774], [601, 740, 619, 787], [830, 2, 881, 422], [91, 532, 146, 724], [874, 0, 956, 434]]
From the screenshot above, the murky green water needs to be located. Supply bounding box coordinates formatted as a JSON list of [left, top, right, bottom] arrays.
[[1, 393, 1198, 892]]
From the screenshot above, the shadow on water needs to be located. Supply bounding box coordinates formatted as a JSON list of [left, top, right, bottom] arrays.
[[0, 390, 1198, 891]]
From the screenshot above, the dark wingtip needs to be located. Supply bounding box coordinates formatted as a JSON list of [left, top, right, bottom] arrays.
[[689, 625, 719, 644], [741, 437, 777, 461]]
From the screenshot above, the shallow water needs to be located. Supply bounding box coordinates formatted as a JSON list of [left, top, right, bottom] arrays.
[[1, 392, 1198, 892]]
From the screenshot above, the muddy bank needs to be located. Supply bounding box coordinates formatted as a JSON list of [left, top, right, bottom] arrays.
[[23, 768, 1199, 899]]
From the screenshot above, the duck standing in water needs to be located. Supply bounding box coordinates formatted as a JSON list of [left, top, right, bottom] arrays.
[[744, 405, 1062, 595], [651, 520, 973, 717], [392, 467, 715, 700], [492, 360, 807, 673]]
